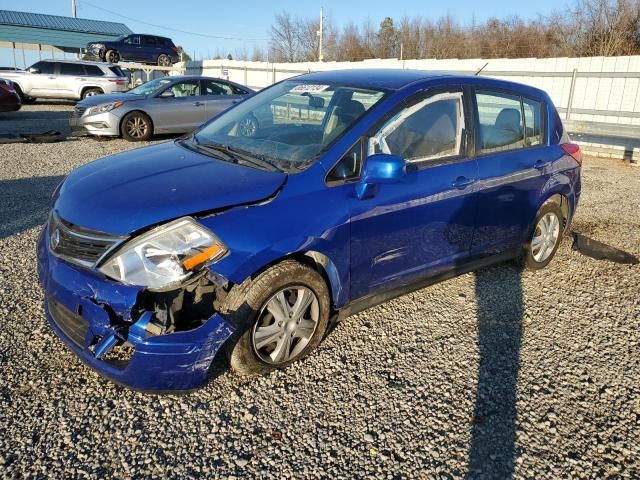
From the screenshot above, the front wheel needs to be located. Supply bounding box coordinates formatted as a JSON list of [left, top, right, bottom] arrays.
[[519, 202, 564, 270], [220, 260, 331, 375], [121, 111, 152, 141]]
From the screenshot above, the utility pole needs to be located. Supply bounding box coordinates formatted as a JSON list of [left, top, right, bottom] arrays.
[[71, 0, 77, 17], [317, 7, 324, 62]]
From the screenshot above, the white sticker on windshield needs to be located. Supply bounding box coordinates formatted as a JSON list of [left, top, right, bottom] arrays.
[[290, 84, 330, 93]]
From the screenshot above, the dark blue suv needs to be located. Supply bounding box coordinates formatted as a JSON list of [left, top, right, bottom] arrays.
[[37, 69, 582, 391], [85, 34, 180, 66]]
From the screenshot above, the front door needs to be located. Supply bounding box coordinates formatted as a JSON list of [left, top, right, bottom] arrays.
[[149, 80, 204, 132], [27, 61, 58, 97], [119, 35, 142, 62], [200, 79, 245, 121], [348, 87, 479, 300]]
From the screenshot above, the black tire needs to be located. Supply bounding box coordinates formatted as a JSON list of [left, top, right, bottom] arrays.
[[157, 54, 171, 66], [105, 50, 119, 63], [120, 111, 153, 141], [220, 260, 331, 375], [518, 202, 564, 270], [81, 87, 102, 100]]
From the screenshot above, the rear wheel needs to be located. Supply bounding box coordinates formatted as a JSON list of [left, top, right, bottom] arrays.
[[220, 260, 331, 375], [157, 54, 171, 66], [105, 50, 119, 63], [81, 87, 102, 100], [121, 111, 152, 141], [519, 202, 564, 270]]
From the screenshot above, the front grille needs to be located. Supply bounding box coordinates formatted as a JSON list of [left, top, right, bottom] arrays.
[[71, 106, 86, 119], [48, 212, 125, 268], [48, 297, 89, 347]]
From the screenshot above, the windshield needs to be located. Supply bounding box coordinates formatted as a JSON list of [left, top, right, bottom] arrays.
[[192, 80, 386, 170], [127, 78, 172, 96]]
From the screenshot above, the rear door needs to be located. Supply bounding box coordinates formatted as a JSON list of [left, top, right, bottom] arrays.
[[200, 79, 247, 120], [147, 79, 204, 132], [348, 86, 479, 300], [471, 89, 554, 255], [56, 62, 87, 98], [142, 35, 161, 63]]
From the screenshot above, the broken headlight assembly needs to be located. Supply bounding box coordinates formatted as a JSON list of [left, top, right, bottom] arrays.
[[99, 217, 227, 290]]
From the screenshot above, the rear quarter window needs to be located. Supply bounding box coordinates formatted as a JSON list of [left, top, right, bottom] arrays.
[[84, 65, 104, 77], [108, 66, 126, 77]]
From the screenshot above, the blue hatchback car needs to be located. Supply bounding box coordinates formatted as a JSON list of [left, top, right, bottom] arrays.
[[37, 69, 582, 391]]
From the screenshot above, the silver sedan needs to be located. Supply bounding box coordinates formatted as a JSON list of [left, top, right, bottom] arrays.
[[70, 76, 254, 141]]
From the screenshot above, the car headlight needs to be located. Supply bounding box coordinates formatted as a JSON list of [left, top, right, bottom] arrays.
[[86, 101, 124, 115], [99, 217, 228, 290]]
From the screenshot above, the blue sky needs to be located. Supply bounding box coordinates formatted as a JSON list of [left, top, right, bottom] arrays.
[[2, 0, 564, 67]]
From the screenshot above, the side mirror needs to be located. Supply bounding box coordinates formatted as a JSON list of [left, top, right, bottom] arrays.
[[356, 153, 406, 200], [28, 67, 40, 74], [159, 89, 175, 98]]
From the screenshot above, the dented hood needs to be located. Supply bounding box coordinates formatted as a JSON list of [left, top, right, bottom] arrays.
[[54, 141, 287, 235]]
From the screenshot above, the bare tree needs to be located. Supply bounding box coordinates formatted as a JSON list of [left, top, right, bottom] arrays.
[[270, 12, 299, 62]]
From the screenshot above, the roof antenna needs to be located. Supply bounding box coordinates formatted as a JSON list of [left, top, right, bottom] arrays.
[[474, 62, 489, 76]]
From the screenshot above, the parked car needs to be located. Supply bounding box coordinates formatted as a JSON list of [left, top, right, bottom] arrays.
[[0, 78, 21, 111], [37, 69, 582, 391], [1, 60, 127, 102], [84, 34, 180, 66], [70, 76, 253, 141]]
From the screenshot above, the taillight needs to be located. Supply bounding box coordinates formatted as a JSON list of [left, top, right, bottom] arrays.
[[109, 79, 126, 85], [561, 143, 582, 166], [171, 46, 178, 53]]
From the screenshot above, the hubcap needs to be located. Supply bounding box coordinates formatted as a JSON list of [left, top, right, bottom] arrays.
[[126, 116, 148, 139], [531, 212, 560, 262], [251, 286, 319, 365], [239, 117, 257, 137]]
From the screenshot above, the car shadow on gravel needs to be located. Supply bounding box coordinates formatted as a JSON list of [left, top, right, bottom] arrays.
[[0, 176, 65, 239], [467, 264, 523, 478]]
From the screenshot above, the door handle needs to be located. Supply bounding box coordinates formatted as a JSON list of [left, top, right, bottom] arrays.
[[452, 176, 476, 189], [193, 101, 204, 107], [48, 76, 56, 79], [534, 160, 551, 170]]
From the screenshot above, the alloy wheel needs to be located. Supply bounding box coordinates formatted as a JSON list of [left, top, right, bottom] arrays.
[[125, 116, 148, 139], [531, 212, 560, 263], [251, 286, 320, 365]]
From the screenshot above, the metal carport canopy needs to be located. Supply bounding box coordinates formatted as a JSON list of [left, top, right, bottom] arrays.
[[0, 9, 132, 51]]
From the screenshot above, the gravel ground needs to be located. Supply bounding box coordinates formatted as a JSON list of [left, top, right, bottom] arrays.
[[0, 105, 639, 479]]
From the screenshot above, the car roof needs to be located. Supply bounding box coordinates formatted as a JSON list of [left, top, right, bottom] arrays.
[[39, 59, 118, 67], [296, 68, 548, 98]]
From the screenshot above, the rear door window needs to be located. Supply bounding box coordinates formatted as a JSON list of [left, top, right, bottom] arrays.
[[202, 79, 234, 96], [476, 91, 525, 153], [59, 63, 86, 76], [523, 97, 543, 146], [369, 91, 465, 163], [143, 36, 157, 46]]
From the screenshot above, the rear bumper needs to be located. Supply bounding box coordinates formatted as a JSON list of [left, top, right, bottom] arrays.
[[37, 227, 234, 391]]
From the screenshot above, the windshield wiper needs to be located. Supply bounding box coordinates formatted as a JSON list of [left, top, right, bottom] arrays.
[[197, 142, 282, 172]]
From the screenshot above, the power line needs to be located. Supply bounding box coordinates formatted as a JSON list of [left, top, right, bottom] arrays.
[[78, 0, 269, 42]]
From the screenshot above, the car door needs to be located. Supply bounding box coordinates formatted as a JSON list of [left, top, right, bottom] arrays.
[[200, 79, 246, 120], [146, 79, 204, 133], [119, 35, 142, 62], [470, 89, 554, 256], [346, 87, 479, 300], [141, 35, 161, 63], [26, 61, 58, 97], [57, 62, 86, 98]]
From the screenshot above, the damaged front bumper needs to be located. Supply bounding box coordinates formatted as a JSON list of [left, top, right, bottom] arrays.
[[36, 228, 234, 392]]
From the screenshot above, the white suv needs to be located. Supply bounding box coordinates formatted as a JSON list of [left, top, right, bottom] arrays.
[[2, 59, 128, 102]]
